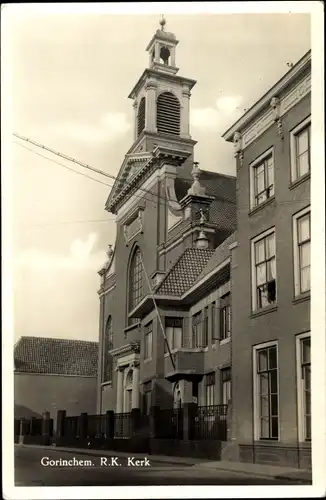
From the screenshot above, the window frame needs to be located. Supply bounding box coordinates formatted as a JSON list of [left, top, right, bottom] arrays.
[[290, 116, 311, 183], [144, 322, 153, 361], [205, 372, 215, 406], [143, 381, 152, 415], [253, 341, 280, 441], [103, 316, 113, 383], [129, 247, 143, 311], [221, 367, 232, 405], [249, 147, 275, 210], [164, 317, 183, 353], [251, 227, 277, 312], [293, 206, 311, 297], [296, 332, 311, 442], [192, 311, 208, 348], [220, 293, 231, 343]]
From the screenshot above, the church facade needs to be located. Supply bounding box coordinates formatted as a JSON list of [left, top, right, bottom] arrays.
[[96, 22, 236, 419]]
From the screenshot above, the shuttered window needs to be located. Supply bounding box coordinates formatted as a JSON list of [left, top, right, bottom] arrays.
[[137, 97, 146, 137], [157, 92, 180, 136]]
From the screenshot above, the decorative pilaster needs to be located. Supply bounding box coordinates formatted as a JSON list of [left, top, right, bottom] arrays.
[[133, 100, 138, 141], [145, 80, 157, 133], [181, 87, 191, 138], [115, 367, 124, 414], [131, 361, 140, 409], [233, 132, 244, 166], [270, 96, 284, 139]]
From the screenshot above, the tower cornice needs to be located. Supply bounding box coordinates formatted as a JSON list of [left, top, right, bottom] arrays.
[[128, 68, 197, 100]]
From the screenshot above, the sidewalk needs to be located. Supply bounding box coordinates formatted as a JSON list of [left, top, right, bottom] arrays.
[[17, 444, 312, 484]]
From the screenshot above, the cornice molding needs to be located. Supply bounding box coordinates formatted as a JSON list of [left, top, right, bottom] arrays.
[[223, 51, 311, 145], [110, 341, 140, 359]]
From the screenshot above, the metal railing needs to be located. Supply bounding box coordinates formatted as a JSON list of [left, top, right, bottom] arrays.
[[87, 414, 107, 439], [156, 408, 183, 440], [193, 404, 228, 440], [114, 412, 131, 439], [63, 416, 78, 438]]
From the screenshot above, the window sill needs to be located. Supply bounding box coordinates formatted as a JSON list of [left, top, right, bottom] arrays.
[[249, 196, 275, 217], [293, 292, 310, 305], [220, 337, 231, 346], [124, 322, 141, 334], [289, 173, 310, 190], [101, 381, 112, 388], [250, 305, 278, 318]]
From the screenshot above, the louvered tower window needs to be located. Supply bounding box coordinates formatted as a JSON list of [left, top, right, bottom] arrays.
[[137, 97, 146, 137], [157, 92, 180, 136]]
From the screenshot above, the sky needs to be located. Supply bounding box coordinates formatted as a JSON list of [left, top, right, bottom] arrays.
[[6, 7, 311, 342]]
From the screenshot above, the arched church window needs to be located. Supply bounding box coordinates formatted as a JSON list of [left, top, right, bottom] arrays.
[[104, 316, 113, 382], [129, 247, 143, 311], [137, 97, 146, 137], [157, 92, 181, 136]]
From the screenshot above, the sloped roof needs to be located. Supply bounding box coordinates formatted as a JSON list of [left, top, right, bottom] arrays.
[[14, 337, 98, 377], [175, 170, 237, 232], [155, 248, 215, 297]]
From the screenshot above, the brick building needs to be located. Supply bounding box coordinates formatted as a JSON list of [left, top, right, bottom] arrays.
[[222, 51, 311, 468], [97, 22, 237, 419], [14, 336, 98, 424]]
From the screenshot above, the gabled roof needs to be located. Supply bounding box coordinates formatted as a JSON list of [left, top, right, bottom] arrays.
[[155, 248, 215, 297], [14, 336, 98, 377]]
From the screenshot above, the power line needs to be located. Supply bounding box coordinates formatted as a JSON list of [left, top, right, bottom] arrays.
[[13, 133, 310, 212], [13, 141, 112, 189]]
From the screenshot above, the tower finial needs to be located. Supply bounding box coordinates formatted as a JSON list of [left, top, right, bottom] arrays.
[[159, 14, 166, 31]]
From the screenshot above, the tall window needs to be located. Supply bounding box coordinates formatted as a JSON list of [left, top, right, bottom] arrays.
[[129, 248, 143, 311], [205, 372, 215, 406], [211, 302, 217, 343], [254, 343, 279, 440], [144, 322, 153, 361], [143, 381, 152, 415], [252, 229, 276, 311], [250, 149, 274, 209], [297, 335, 311, 441], [165, 317, 182, 353], [192, 311, 208, 348], [220, 293, 231, 341], [221, 367, 232, 404], [103, 316, 113, 382], [293, 209, 311, 295]]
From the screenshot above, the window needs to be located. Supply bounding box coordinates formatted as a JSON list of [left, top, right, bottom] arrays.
[[221, 367, 232, 404], [250, 149, 274, 209], [252, 229, 276, 311], [156, 92, 181, 136], [129, 248, 143, 311], [293, 207, 311, 296], [137, 97, 146, 137], [103, 316, 113, 382], [144, 322, 153, 361], [220, 293, 231, 341], [164, 317, 182, 353], [290, 117, 311, 182], [211, 302, 217, 343], [253, 342, 279, 440], [192, 311, 208, 348], [297, 334, 311, 441], [143, 381, 152, 415], [205, 372, 215, 406]]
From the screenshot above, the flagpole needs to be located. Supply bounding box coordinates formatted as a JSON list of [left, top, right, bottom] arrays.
[[139, 254, 176, 371]]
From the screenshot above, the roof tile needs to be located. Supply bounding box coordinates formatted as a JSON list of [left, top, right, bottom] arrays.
[[14, 337, 98, 377]]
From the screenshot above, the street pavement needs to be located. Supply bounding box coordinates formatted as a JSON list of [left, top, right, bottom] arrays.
[[15, 445, 303, 486]]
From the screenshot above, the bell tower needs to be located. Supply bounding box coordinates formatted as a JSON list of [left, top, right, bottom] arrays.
[[128, 17, 197, 155]]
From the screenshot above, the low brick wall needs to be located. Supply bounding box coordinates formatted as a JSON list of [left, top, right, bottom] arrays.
[[55, 437, 150, 454], [18, 435, 53, 446], [150, 439, 222, 459]]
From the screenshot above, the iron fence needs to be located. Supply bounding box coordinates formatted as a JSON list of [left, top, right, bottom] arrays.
[[87, 414, 107, 439], [63, 416, 79, 438], [114, 412, 131, 439], [156, 408, 183, 439], [193, 404, 228, 440]]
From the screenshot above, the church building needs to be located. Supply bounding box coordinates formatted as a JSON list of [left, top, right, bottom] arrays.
[[97, 19, 236, 419]]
